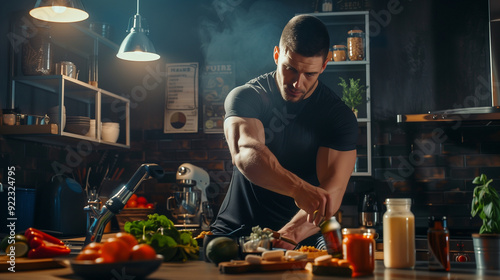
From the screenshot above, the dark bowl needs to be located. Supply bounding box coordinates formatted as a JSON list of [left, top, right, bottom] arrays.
[[65, 122, 90, 135], [70, 255, 163, 280]]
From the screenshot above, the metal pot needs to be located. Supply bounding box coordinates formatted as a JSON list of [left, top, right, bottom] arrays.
[[55, 61, 78, 78]]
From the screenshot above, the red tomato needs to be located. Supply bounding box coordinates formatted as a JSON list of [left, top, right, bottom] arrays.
[[126, 200, 138, 208], [130, 244, 157, 260], [137, 203, 146, 208], [146, 203, 154, 209], [82, 242, 103, 252], [115, 232, 138, 251], [129, 194, 138, 201], [100, 238, 131, 263], [137, 196, 148, 205], [76, 249, 101, 261]]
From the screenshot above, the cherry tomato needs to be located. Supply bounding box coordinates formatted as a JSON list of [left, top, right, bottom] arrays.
[[137, 203, 146, 208], [115, 232, 138, 251], [126, 200, 138, 208], [130, 244, 157, 260], [146, 203, 154, 209], [129, 194, 138, 201], [76, 249, 101, 261], [100, 238, 130, 263], [137, 196, 148, 205]]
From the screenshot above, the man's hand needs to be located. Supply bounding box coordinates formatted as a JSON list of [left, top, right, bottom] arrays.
[[293, 185, 333, 226]]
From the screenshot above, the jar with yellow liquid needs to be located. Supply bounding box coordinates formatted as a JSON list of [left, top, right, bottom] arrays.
[[383, 198, 415, 268]]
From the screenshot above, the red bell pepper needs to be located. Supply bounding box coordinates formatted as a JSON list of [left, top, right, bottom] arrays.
[[24, 228, 71, 259]]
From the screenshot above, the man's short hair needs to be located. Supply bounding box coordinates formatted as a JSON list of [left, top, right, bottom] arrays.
[[279, 15, 330, 61]]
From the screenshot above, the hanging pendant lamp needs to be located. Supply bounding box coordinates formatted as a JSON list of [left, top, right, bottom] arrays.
[[30, 0, 89, 23], [116, 0, 160, 62]]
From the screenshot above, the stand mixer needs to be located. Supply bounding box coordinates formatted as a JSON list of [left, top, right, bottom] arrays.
[[167, 163, 211, 230]]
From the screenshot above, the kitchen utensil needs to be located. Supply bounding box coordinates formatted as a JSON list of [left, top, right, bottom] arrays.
[[262, 228, 298, 246], [55, 61, 77, 78]]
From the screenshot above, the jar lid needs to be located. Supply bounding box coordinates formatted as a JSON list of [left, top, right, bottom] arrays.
[[333, 45, 346, 48], [348, 29, 364, 34], [385, 198, 412, 205], [342, 227, 377, 235]]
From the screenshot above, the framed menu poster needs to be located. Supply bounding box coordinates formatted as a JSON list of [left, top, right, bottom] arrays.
[[201, 62, 234, 133], [164, 63, 199, 133]]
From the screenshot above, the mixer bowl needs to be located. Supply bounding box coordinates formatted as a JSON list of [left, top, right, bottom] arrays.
[[168, 190, 201, 215]]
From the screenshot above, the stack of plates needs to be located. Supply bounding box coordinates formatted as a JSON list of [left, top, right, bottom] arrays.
[[65, 116, 90, 135]]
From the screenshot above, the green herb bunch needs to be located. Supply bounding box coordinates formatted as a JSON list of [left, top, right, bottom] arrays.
[[338, 77, 365, 112], [471, 174, 500, 234], [124, 213, 199, 261]]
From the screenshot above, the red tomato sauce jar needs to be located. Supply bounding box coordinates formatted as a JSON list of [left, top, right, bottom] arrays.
[[342, 228, 377, 277]]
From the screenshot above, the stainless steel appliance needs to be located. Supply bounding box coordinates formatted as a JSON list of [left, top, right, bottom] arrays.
[[167, 163, 210, 230]]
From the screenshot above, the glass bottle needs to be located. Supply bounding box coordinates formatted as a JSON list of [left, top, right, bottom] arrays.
[[347, 30, 365, 61], [428, 216, 450, 271], [322, 0, 333, 12], [320, 216, 342, 258], [383, 198, 415, 268], [22, 25, 53, 76]]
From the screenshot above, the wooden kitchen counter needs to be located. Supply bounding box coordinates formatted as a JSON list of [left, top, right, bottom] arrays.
[[3, 260, 500, 280]]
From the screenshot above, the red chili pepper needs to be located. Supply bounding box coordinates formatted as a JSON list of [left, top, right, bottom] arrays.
[[24, 228, 70, 259], [27, 243, 71, 259], [25, 228, 65, 246]]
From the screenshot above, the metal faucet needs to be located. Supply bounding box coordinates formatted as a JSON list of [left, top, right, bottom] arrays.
[[84, 163, 164, 246]]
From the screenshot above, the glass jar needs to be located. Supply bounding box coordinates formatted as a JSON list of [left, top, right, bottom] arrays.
[[326, 47, 333, 61], [342, 228, 376, 277], [320, 216, 342, 258], [333, 45, 347, 61], [347, 30, 365, 61], [22, 26, 53, 76], [383, 198, 415, 268], [322, 0, 333, 12]]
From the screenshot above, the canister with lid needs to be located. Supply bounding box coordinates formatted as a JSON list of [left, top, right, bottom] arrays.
[[347, 30, 365, 61], [342, 228, 376, 276], [333, 45, 347, 61], [383, 198, 415, 268]]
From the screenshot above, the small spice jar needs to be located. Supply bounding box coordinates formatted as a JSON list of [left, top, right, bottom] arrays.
[[342, 228, 377, 277], [347, 30, 365, 61], [333, 45, 347, 61]]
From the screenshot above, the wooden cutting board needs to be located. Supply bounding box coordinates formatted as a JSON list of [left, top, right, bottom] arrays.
[[0, 255, 65, 272], [219, 260, 308, 274]]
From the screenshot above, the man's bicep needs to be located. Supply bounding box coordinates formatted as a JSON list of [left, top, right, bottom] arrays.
[[224, 116, 266, 158]]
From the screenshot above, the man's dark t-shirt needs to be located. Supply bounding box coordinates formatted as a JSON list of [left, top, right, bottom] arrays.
[[210, 71, 358, 236]]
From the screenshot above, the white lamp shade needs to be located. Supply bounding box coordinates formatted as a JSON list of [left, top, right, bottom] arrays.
[[116, 31, 160, 62], [30, 0, 89, 23]]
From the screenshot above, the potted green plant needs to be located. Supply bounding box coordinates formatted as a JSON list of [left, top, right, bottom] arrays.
[[339, 77, 366, 117], [470, 174, 500, 270]]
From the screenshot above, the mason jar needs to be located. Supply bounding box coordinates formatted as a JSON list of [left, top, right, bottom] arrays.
[[383, 198, 415, 269], [347, 30, 365, 61]]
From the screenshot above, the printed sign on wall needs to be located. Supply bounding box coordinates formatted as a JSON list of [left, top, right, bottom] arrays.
[[164, 63, 199, 133]]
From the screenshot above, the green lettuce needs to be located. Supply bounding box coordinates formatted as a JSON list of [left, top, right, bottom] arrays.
[[124, 213, 199, 261]]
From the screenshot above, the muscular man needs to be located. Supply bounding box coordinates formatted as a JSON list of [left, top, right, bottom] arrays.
[[211, 14, 358, 249]]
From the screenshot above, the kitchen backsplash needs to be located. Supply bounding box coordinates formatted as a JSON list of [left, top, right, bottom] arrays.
[[1, 120, 499, 237]]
